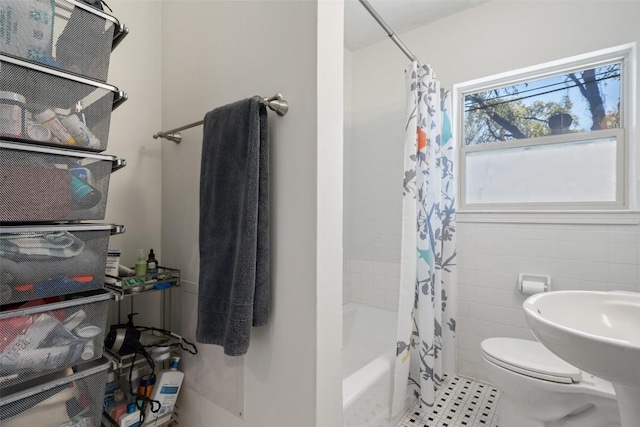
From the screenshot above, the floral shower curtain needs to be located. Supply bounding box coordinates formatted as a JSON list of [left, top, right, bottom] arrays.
[[392, 62, 457, 415]]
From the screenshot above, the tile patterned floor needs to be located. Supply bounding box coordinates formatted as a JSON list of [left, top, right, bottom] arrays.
[[396, 377, 500, 427]]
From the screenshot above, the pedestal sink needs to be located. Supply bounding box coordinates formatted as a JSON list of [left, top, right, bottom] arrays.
[[523, 291, 640, 427]]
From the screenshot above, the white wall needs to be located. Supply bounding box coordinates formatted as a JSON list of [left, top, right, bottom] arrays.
[[342, 47, 405, 310], [104, 0, 163, 327], [343, 48, 353, 304], [347, 0, 640, 382], [105, 0, 162, 266], [343, 45, 401, 311], [316, 3, 344, 424], [160, 1, 343, 426]]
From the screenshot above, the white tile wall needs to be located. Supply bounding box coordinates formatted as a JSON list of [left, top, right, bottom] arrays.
[[343, 108, 405, 309], [457, 221, 640, 383], [343, 258, 401, 310]]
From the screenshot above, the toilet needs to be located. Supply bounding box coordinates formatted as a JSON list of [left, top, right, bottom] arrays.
[[481, 337, 621, 427]]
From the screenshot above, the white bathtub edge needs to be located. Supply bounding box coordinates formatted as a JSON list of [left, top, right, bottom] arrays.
[[343, 350, 394, 407]]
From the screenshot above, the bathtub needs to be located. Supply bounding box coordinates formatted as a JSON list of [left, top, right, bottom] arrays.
[[343, 302, 410, 427]]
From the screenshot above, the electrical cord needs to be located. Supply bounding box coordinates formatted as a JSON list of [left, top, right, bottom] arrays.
[[128, 347, 161, 425], [136, 326, 199, 355], [124, 327, 198, 425]]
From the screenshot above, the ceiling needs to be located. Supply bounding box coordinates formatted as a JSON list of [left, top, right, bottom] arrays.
[[344, 0, 485, 52]]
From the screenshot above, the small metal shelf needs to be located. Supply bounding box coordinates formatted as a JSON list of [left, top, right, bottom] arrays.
[[102, 269, 181, 426], [102, 408, 175, 427], [103, 331, 181, 372], [102, 333, 180, 427], [105, 267, 180, 301]]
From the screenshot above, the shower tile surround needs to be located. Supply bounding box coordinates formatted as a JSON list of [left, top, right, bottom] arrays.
[[397, 376, 500, 427], [343, 259, 401, 309]]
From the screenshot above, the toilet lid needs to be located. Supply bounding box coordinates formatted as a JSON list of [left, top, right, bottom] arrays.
[[481, 337, 582, 384]]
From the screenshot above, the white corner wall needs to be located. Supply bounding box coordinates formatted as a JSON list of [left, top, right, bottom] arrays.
[[348, 0, 640, 382], [104, 1, 163, 327], [105, 0, 162, 263], [317, 2, 344, 425], [343, 47, 353, 304], [160, 1, 343, 426], [343, 49, 405, 310]]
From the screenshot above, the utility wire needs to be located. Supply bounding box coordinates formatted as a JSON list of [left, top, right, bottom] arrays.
[[464, 74, 620, 113], [464, 67, 620, 105]]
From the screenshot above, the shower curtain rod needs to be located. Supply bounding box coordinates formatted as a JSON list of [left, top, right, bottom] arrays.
[[153, 93, 288, 144], [358, 0, 419, 63]]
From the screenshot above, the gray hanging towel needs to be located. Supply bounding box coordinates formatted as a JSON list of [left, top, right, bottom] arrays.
[[196, 96, 270, 356]]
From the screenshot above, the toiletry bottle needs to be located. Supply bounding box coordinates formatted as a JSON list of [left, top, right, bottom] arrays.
[[135, 249, 147, 277], [68, 164, 102, 209], [68, 162, 96, 187], [59, 114, 101, 149], [34, 109, 76, 145], [0, 91, 26, 137], [103, 371, 119, 411], [109, 388, 127, 421], [0, 313, 59, 366], [146, 357, 184, 419], [69, 173, 101, 208], [119, 402, 141, 427], [138, 373, 156, 399], [105, 249, 122, 285], [146, 249, 158, 280], [81, 340, 95, 360], [14, 346, 69, 370]]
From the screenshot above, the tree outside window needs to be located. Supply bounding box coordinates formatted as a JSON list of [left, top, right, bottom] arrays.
[[463, 63, 621, 146]]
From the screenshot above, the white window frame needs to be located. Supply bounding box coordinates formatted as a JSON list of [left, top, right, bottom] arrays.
[[453, 43, 636, 216]]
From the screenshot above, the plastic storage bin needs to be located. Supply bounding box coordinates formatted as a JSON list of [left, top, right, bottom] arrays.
[[0, 140, 125, 222], [0, 357, 109, 427], [0, 0, 127, 82], [0, 223, 124, 305], [0, 54, 127, 152], [0, 289, 111, 388]]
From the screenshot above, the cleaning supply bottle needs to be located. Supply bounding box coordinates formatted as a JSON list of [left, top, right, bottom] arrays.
[[146, 357, 184, 419], [146, 249, 158, 280], [135, 249, 147, 277], [118, 402, 141, 427]]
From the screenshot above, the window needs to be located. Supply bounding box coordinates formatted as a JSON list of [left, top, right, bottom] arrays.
[[455, 44, 634, 211]]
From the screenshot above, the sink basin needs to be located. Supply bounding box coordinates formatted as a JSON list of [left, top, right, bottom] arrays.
[[523, 291, 640, 427]]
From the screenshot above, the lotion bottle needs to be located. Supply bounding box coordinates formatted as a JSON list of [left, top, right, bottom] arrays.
[[118, 402, 140, 427], [146, 357, 184, 419]]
